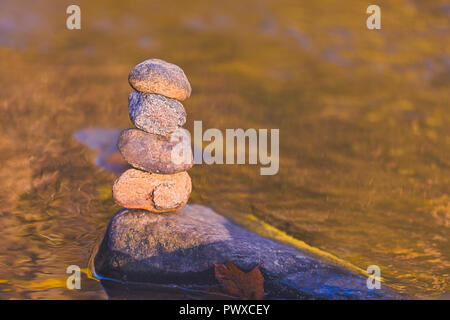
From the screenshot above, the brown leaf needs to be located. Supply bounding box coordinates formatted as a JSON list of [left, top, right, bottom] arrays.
[[214, 260, 264, 300]]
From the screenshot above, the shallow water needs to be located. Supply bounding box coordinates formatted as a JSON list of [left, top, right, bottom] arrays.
[[0, 0, 448, 299]]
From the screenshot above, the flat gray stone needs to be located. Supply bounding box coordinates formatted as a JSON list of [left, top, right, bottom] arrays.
[[94, 204, 403, 299], [129, 91, 186, 136], [117, 128, 193, 174], [128, 59, 191, 101]]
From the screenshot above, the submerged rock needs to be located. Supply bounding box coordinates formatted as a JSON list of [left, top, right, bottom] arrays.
[[128, 59, 191, 101], [112, 169, 191, 213], [95, 204, 402, 299], [117, 128, 193, 174], [129, 90, 186, 136], [73, 128, 129, 175]]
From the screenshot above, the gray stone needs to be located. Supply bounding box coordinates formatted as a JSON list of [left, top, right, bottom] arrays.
[[128, 59, 191, 101], [129, 91, 186, 136], [94, 204, 403, 299], [117, 128, 193, 174]]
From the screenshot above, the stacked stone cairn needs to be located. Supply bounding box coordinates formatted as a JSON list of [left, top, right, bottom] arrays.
[[113, 59, 193, 213]]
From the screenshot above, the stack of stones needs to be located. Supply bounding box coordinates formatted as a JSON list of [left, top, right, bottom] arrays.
[[113, 59, 194, 213]]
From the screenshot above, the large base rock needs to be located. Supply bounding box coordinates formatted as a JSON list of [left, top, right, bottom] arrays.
[[94, 204, 402, 299]]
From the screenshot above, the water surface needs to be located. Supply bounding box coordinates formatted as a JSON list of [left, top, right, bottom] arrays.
[[0, 0, 448, 299]]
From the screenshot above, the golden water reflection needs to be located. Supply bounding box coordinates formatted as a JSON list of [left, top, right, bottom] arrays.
[[0, 0, 448, 298]]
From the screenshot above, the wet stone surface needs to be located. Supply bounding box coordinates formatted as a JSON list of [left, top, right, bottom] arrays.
[[95, 204, 403, 299], [112, 168, 191, 213], [128, 90, 186, 136], [117, 128, 193, 174], [128, 59, 191, 101]]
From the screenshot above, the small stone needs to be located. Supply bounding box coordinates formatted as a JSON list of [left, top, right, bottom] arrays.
[[117, 128, 193, 174], [128, 59, 191, 101], [128, 90, 186, 136], [112, 168, 191, 213]]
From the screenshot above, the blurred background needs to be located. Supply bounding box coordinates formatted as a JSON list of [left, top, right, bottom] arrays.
[[0, 0, 448, 299]]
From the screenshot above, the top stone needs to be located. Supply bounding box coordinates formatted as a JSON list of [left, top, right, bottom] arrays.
[[128, 59, 192, 101]]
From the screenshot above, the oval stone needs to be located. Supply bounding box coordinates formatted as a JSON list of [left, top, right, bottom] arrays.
[[128, 59, 191, 101], [128, 90, 186, 136], [117, 128, 193, 174], [113, 169, 191, 213]]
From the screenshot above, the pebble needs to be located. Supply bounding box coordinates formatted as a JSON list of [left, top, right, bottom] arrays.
[[117, 128, 193, 174], [128, 59, 191, 101], [129, 90, 186, 136], [112, 168, 191, 213]]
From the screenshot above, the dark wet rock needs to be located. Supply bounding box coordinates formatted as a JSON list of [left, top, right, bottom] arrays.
[[129, 90, 186, 136], [99, 278, 235, 300], [95, 204, 402, 299], [117, 128, 193, 174], [113, 169, 191, 213], [128, 59, 191, 101]]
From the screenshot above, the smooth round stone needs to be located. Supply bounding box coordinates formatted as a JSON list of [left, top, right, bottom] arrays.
[[117, 128, 193, 174], [128, 59, 191, 101], [128, 90, 186, 136], [113, 169, 191, 213]]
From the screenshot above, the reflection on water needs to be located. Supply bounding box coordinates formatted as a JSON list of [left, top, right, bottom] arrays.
[[100, 279, 235, 300], [0, 0, 448, 299], [74, 128, 129, 175]]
